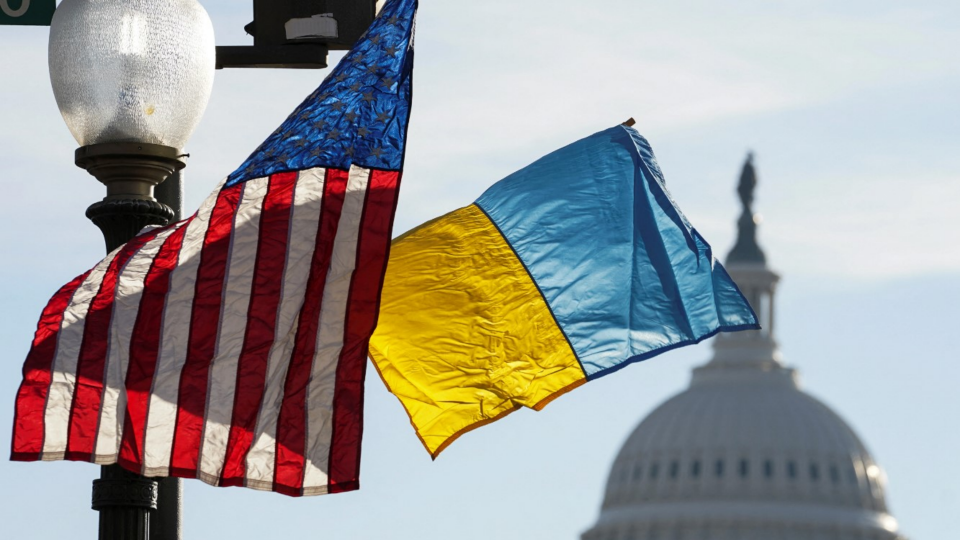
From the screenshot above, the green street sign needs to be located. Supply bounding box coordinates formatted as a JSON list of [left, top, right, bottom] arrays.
[[0, 0, 55, 26]]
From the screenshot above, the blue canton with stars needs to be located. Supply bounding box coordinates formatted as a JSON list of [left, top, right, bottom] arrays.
[[226, 0, 417, 187]]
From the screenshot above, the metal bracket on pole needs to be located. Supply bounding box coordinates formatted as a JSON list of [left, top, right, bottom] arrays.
[[216, 43, 330, 69]]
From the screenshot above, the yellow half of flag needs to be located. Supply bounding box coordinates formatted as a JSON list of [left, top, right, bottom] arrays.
[[369, 204, 586, 457]]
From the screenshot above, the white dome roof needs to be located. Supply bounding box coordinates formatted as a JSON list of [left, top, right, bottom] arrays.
[[584, 365, 901, 539]]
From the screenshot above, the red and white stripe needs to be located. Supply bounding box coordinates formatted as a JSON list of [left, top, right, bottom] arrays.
[[12, 166, 401, 496]]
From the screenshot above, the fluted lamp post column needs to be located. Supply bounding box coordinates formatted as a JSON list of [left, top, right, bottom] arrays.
[[47, 0, 215, 538]]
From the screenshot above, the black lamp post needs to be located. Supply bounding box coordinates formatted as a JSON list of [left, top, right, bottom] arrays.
[[47, 0, 215, 538]]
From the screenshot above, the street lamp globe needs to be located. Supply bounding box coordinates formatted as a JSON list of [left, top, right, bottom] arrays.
[[48, 0, 215, 149]]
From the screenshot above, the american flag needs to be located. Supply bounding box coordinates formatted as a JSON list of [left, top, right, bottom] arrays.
[[12, 0, 417, 497]]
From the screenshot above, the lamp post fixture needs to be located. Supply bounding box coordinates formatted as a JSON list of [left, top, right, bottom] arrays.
[[47, 0, 215, 538]]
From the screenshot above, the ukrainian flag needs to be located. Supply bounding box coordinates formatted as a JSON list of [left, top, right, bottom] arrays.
[[369, 125, 758, 457]]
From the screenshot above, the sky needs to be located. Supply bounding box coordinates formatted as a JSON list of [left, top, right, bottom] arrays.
[[1, 0, 958, 538]]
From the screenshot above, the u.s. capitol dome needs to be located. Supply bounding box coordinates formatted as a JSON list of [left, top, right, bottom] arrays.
[[581, 156, 906, 540]]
